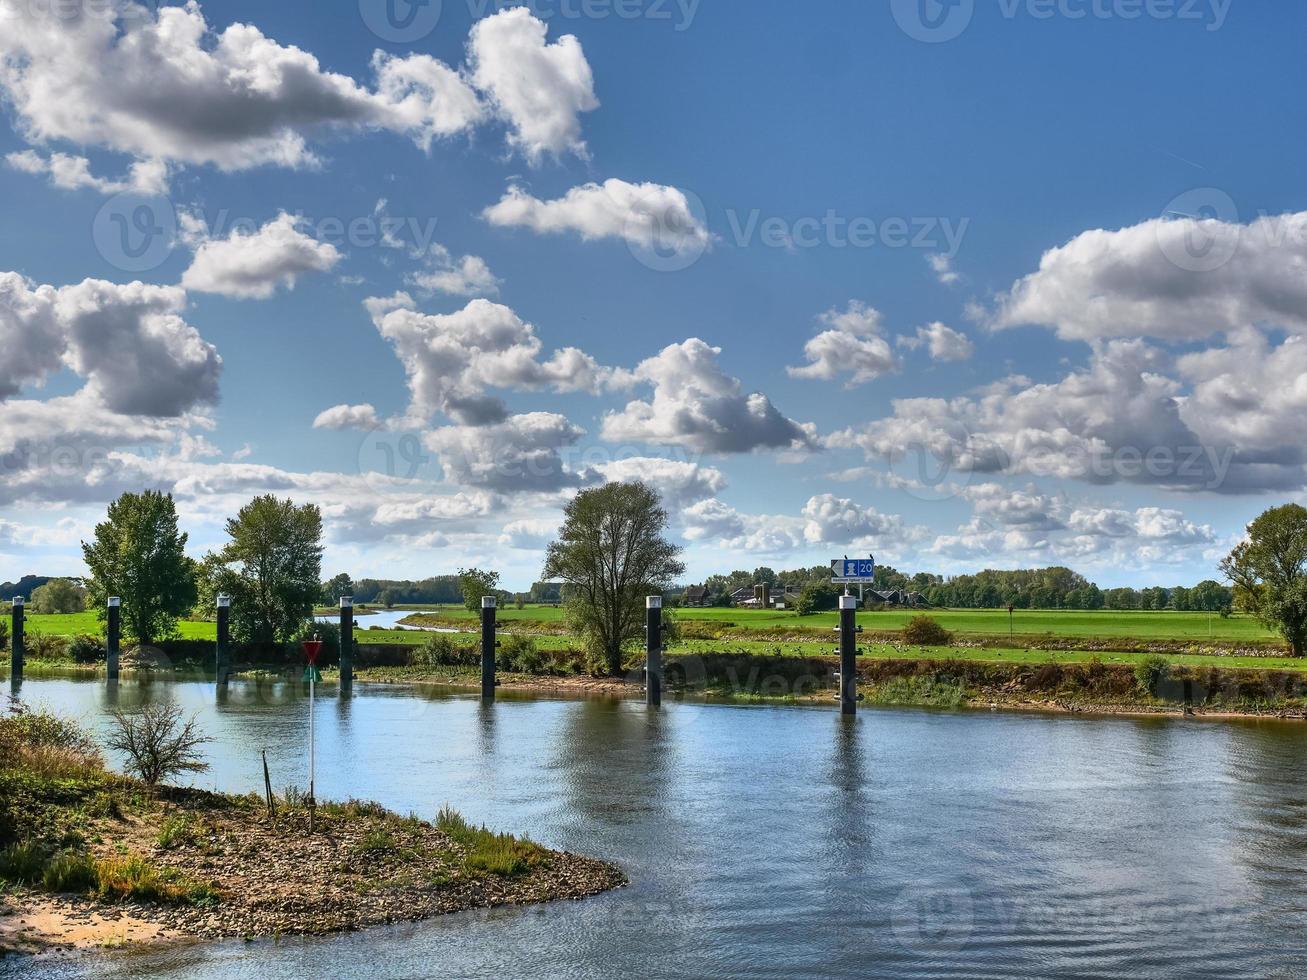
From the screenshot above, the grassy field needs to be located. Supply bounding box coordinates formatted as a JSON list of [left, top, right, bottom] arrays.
[[376, 605, 1273, 643], [13, 607, 1291, 673], [22, 606, 1275, 643], [24, 612, 216, 640]]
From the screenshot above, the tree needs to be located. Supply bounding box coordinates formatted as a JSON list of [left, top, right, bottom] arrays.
[[543, 483, 685, 675], [106, 704, 210, 787], [321, 573, 355, 605], [82, 491, 197, 646], [29, 578, 86, 614], [1222, 504, 1307, 657], [458, 568, 500, 613], [208, 496, 324, 645]]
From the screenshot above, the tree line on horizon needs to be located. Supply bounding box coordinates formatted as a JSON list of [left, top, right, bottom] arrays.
[[695, 565, 1233, 613]]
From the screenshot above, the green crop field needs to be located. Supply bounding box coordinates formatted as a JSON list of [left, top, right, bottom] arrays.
[[391, 605, 1273, 643], [22, 612, 216, 640]]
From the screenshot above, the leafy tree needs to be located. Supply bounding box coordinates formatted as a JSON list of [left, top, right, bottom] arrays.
[[458, 568, 500, 613], [1222, 504, 1307, 657], [82, 491, 197, 646], [795, 582, 838, 615], [29, 579, 86, 615], [321, 573, 355, 605], [543, 483, 685, 675], [205, 496, 324, 644]]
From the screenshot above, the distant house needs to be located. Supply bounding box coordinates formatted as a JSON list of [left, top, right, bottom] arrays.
[[869, 589, 929, 608], [728, 587, 754, 605], [683, 586, 710, 607]]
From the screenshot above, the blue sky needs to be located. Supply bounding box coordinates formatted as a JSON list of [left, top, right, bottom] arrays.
[[0, 0, 1301, 590]]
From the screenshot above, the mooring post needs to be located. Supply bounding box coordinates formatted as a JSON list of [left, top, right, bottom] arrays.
[[106, 597, 121, 681], [481, 595, 497, 701], [339, 596, 354, 694], [215, 594, 230, 688], [10, 596, 25, 683], [839, 595, 857, 717], [646, 596, 663, 707]]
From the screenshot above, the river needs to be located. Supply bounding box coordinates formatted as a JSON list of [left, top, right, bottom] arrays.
[[3, 676, 1306, 979]]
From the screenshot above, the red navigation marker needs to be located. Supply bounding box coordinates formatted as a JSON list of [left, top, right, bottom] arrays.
[[303, 638, 324, 666]]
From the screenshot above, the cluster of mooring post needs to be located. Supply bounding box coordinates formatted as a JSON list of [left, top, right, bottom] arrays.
[[339, 596, 354, 694], [835, 595, 861, 716], [481, 596, 497, 701], [646, 596, 663, 707], [10, 596, 25, 683], [81, 596, 360, 692]]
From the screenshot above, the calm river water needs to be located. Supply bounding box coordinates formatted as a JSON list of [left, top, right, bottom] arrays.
[[3, 676, 1307, 979]]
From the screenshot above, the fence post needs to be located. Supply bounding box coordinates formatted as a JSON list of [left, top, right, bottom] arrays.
[[646, 596, 663, 707], [481, 596, 497, 701], [839, 595, 857, 717], [10, 597, 24, 683], [106, 597, 121, 681], [216, 595, 230, 687], [339, 597, 354, 694]]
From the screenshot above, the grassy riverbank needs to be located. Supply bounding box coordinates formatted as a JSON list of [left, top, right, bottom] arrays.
[[0, 706, 624, 956]]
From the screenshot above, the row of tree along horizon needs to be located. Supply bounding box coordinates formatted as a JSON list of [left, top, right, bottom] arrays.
[[6, 558, 1234, 617], [2, 490, 1306, 660]]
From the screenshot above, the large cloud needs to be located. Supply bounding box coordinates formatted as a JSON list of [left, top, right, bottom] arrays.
[[603, 339, 814, 454], [0, 274, 220, 417], [992, 210, 1307, 341], [0, 2, 591, 176], [363, 294, 608, 427], [595, 457, 727, 508], [483, 179, 710, 254], [424, 412, 589, 492], [182, 213, 341, 299], [468, 8, 598, 162], [787, 302, 899, 386]]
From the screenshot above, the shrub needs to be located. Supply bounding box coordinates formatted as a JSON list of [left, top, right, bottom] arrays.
[[0, 841, 48, 883], [106, 704, 210, 787], [26, 632, 69, 662], [413, 634, 477, 668], [1135, 655, 1171, 696], [436, 806, 543, 877], [498, 634, 542, 674], [0, 702, 102, 776], [94, 854, 217, 905], [156, 814, 196, 850], [0, 618, 8, 652], [43, 850, 97, 893], [68, 634, 106, 665], [902, 616, 954, 647]]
